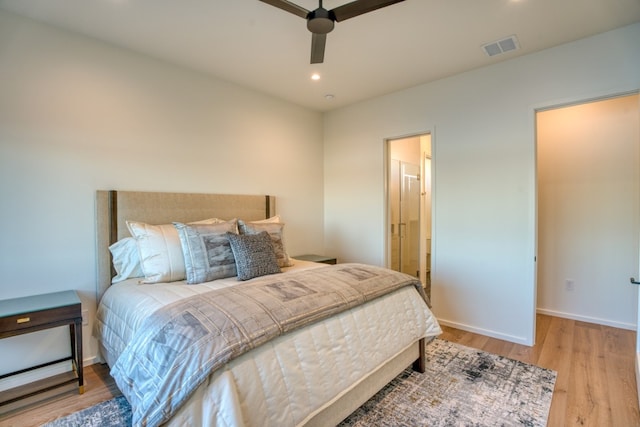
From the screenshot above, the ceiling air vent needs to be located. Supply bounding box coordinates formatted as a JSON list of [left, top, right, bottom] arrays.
[[482, 35, 520, 57]]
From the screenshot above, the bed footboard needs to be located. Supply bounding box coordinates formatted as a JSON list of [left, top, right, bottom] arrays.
[[303, 338, 425, 426]]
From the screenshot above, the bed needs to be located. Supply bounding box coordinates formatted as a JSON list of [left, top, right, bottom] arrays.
[[94, 190, 441, 427]]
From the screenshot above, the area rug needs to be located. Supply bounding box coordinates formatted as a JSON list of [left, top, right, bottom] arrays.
[[42, 339, 556, 427], [339, 339, 556, 426], [42, 395, 131, 427]]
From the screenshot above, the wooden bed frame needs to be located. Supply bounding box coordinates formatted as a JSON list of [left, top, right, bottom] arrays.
[[95, 189, 426, 426]]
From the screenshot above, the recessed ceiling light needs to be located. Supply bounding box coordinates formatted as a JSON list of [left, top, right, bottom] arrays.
[[311, 73, 321, 81], [325, 94, 335, 100]]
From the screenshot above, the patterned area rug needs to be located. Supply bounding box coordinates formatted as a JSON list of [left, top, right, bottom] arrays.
[[340, 339, 556, 426], [42, 339, 556, 427], [42, 395, 131, 427]]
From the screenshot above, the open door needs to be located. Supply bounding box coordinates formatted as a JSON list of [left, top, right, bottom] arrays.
[[635, 92, 640, 408], [537, 93, 639, 352], [633, 259, 640, 407], [387, 134, 432, 296], [634, 91, 640, 408]]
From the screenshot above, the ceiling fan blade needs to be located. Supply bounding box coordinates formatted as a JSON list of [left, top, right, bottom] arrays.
[[258, 0, 309, 19], [331, 0, 405, 22], [310, 33, 326, 64]]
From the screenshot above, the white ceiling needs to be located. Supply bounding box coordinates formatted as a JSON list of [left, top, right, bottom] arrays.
[[1, 0, 639, 112]]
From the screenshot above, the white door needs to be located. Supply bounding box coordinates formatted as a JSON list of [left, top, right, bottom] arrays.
[[635, 268, 640, 406], [635, 92, 640, 407]]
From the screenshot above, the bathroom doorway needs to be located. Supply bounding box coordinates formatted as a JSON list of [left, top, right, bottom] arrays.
[[387, 133, 432, 297]]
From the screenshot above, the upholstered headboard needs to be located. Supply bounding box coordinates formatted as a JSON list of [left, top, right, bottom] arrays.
[[95, 190, 276, 299]]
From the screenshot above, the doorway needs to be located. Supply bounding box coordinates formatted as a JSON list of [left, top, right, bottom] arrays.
[[387, 134, 432, 297], [536, 93, 640, 329]]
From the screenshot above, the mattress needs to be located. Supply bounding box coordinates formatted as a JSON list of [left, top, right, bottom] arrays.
[[95, 259, 442, 426]]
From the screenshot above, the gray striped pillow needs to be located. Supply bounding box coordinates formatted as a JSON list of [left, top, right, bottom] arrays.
[[174, 220, 238, 284]]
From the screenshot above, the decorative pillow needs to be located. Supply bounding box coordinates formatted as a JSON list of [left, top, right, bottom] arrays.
[[126, 218, 227, 283], [174, 221, 238, 284], [226, 231, 281, 281], [109, 237, 143, 283], [238, 219, 293, 267]]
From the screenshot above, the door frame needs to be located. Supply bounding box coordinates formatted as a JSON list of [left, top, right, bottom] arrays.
[[383, 132, 434, 290], [533, 91, 640, 392], [636, 91, 640, 407]]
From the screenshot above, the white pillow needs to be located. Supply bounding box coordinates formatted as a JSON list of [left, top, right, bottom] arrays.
[[253, 215, 281, 223], [126, 218, 227, 283], [109, 237, 143, 283]]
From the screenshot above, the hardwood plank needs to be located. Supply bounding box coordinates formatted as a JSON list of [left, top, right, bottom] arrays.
[[0, 364, 120, 427], [601, 325, 639, 427], [602, 323, 635, 357], [438, 324, 466, 342], [566, 321, 612, 426], [482, 337, 514, 359], [606, 350, 638, 427], [536, 316, 574, 425], [439, 325, 490, 349], [505, 314, 551, 365], [0, 371, 78, 412]]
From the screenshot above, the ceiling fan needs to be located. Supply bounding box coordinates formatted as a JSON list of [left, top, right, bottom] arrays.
[[258, 0, 406, 64]]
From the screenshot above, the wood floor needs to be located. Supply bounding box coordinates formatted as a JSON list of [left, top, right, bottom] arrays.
[[1, 314, 638, 427], [440, 314, 640, 426]]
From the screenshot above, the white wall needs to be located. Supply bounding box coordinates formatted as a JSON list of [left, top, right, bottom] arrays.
[[0, 10, 324, 382], [324, 23, 640, 345], [1, 9, 638, 385], [537, 95, 640, 329]]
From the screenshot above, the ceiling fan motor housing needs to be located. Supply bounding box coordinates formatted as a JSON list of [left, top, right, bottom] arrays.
[[307, 8, 335, 34], [260, 0, 406, 63]]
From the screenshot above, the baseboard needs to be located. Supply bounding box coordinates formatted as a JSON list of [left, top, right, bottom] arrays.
[[0, 355, 99, 393], [437, 318, 531, 346], [536, 308, 636, 331]]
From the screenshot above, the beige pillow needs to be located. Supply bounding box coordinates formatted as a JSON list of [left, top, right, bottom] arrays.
[[238, 217, 293, 267], [126, 218, 228, 283]]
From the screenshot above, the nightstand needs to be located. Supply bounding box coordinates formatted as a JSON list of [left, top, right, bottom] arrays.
[[293, 254, 337, 265], [0, 290, 83, 408]]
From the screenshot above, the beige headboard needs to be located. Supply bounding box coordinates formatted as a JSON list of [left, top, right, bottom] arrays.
[[96, 190, 276, 300]]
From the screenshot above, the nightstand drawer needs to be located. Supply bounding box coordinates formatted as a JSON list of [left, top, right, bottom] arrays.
[[0, 304, 80, 336]]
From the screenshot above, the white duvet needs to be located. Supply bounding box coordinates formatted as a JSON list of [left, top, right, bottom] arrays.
[[95, 260, 442, 426]]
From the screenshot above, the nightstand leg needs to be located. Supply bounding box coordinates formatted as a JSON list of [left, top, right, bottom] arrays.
[[70, 320, 84, 394], [69, 323, 76, 368]]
